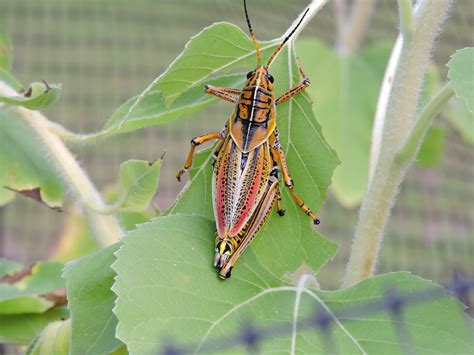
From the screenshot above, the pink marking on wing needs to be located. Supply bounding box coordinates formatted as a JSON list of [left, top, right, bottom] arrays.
[[229, 168, 262, 236], [215, 157, 227, 238]]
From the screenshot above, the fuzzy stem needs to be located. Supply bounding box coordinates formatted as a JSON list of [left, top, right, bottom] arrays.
[[0, 81, 124, 246], [398, 0, 414, 39], [368, 36, 403, 186], [337, 0, 377, 55], [342, 0, 452, 288], [397, 82, 454, 163]]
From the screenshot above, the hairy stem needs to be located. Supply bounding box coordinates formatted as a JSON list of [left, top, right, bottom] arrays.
[[337, 0, 377, 55], [342, 0, 452, 288], [0, 81, 124, 246], [397, 82, 454, 163], [398, 0, 414, 39]]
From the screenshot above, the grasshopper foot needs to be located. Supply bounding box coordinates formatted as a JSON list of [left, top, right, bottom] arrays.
[[176, 169, 186, 182]]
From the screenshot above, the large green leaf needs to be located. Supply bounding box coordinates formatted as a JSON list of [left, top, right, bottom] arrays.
[[0, 261, 65, 314], [167, 42, 339, 277], [0, 81, 60, 109], [88, 23, 283, 140], [447, 47, 474, 113], [0, 109, 64, 208], [26, 319, 70, 355], [64, 244, 122, 354], [113, 215, 472, 354], [0, 307, 68, 345], [297, 40, 391, 207]]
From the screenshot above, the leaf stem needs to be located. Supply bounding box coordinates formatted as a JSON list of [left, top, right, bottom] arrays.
[[342, 0, 453, 288], [397, 82, 454, 163], [398, 0, 414, 40], [0, 81, 124, 246]]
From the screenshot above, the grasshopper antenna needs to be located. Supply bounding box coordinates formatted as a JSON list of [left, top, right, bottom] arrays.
[[243, 0, 261, 66], [266, 7, 310, 67]]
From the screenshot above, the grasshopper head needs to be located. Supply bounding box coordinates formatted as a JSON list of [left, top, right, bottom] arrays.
[[245, 66, 274, 91], [214, 239, 234, 270]]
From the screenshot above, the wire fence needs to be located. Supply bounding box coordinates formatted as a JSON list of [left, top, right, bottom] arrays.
[[0, 0, 472, 288], [162, 271, 474, 354]]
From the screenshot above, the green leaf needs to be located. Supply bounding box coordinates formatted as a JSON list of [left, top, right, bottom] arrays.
[[0, 307, 68, 345], [117, 159, 161, 212], [0, 81, 60, 109], [168, 45, 339, 277], [113, 215, 472, 354], [90, 23, 283, 139], [297, 40, 391, 208], [0, 109, 64, 208], [0, 258, 23, 278], [447, 47, 474, 113], [416, 125, 446, 167], [0, 32, 12, 70], [26, 319, 70, 355], [101, 74, 244, 137], [64, 244, 122, 354], [0, 261, 65, 314]]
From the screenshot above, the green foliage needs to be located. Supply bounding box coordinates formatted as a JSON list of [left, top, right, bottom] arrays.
[[117, 159, 161, 212], [90, 23, 283, 139], [0, 307, 68, 345], [64, 244, 122, 354], [448, 47, 474, 113], [0, 259, 68, 345], [0, 260, 65, 314], [297, 40, 391, 207], [26, 319, 71, 355], [0, 81, 61, 109], [111, 215, 472, 353], [0, 109, 64, 207]]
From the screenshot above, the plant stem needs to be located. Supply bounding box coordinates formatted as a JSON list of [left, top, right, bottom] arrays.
[[0, 81, 124, 247], [398, 0, 414, 39], [342, 0, 452, 288], [397, 82, 454, 163], [337, 0, 377, 55]]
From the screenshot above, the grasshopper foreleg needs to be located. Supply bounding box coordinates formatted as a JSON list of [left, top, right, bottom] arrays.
[[176, 132, 222, 181], [204, 85, 241, 104], [275, 58, 310, 105]]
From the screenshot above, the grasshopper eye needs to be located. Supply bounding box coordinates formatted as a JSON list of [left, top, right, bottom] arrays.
[[246, 71, 253, 79], [267, 74, 274, 83]]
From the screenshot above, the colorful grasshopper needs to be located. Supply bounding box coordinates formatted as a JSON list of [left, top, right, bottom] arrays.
[[177, 0, 319, 279]]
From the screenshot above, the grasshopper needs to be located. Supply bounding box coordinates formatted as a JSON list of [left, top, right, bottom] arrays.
[[176, 0, 319, 279]]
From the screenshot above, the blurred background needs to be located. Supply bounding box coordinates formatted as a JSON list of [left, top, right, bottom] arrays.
[[0, 0, 472, 290]]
